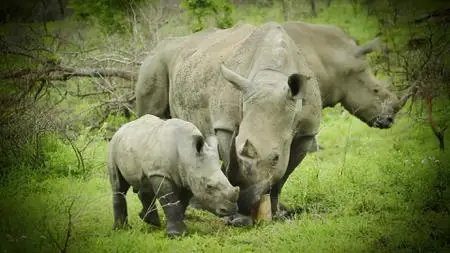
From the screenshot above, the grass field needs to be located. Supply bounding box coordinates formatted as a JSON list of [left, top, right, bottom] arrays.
[[1, 101, 449, 253]]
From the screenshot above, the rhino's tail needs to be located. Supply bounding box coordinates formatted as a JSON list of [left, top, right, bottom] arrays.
[[107, 140, 130, 193]]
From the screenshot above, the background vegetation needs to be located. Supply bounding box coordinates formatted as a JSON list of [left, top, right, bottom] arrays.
[[0, 0, 449, 252]]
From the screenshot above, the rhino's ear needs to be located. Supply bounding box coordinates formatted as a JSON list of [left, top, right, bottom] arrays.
[[220, 64, 252, 91], [288, 73, 310, 98], [193, 135, 205, 153]]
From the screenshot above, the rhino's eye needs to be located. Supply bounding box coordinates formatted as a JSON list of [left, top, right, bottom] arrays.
[[373, 88, 379, 93], [271, 154, 280, 166], [206, 183, 214, 191]]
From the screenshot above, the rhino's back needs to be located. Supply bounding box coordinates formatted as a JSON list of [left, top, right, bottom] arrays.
[[282, 21, 357, 74], [169, 22, 308, 134], [167, 23, 257, 134], [109, 114, 182, 187], [282, 21, 354, 47]]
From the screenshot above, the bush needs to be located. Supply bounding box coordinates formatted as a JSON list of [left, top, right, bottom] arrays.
[[181, 0, 236, 32], [68, 0, 147, 34]]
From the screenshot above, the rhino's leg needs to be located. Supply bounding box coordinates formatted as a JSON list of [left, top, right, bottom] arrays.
[[138, 189, 161, 227], [307, 136, 324, 153], [179, 190, 193, 214], [149, 176, 187, 238], [215, 129, 233, 174], [221, 127, 256, 227], [110, 166, 131, 230], [270, 136, 314, 218]]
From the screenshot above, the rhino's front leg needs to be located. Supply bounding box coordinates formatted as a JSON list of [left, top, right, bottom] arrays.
[[221, 127, 256, 227], [307, 136, 324, 153], [138, 190, 161, 227], [215, 129, 234, 173], [270, 136, 314, 218], [149, 176, 187, 238]]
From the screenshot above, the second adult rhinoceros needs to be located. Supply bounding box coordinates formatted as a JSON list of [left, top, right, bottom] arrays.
[[282, 21, 411, 152], [135, 22, 322, 224]]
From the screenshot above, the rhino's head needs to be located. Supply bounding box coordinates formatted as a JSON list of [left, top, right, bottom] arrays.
[[220, 64, 307, 215], [185, 134, 240, 217], [336, 37, 410, 129]]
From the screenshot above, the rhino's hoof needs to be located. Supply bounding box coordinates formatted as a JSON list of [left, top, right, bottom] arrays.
[[167, 229, 188, 238], [224, 214, 254, 227], [139, 210, 161, 227], [273, 203, 303, 220], [167, 221, 188, 238], [112, 222, 132, 230]]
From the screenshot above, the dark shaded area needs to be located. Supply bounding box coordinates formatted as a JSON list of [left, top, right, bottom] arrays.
[[0, 0, 72, 23]]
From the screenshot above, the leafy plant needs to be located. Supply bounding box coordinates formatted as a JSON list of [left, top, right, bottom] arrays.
[[68, 0, 147, 34], [181, 0, 235, 32]]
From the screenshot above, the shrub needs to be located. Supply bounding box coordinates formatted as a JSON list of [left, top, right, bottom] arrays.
[[181, 0, 236, 32]]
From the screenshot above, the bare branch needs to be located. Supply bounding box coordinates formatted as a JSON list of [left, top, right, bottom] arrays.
[[426, 96, 445, 150], [0, 64, 136, 81]]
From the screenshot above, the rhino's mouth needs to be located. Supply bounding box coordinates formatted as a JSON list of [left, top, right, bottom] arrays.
[[372, 115, 394, 129], [237, 180, 271, 215]]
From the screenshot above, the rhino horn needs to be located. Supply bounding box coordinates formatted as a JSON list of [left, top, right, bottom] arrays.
[[395, 86, 416, 112], [354, 37, 381, 57], [220, 64, 252, 91], [396, 94, 410, 112], [240, 139, 258, 158], [385, 76, 393, 89]]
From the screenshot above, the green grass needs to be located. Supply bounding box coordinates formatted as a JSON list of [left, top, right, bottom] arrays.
[[1, 102, 449, 253]]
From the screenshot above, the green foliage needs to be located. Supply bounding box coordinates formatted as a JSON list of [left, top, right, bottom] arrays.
[[68, 0, 146, 34], [181, 0, 236, 32]]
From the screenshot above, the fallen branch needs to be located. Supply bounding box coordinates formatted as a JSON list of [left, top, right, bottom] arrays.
[[0, 64, 137, 82], [52, 66, 136, 81], [411, 8, 450, 24]]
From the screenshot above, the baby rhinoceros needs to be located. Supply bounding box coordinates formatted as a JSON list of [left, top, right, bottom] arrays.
[[108, 114, 239, 237]]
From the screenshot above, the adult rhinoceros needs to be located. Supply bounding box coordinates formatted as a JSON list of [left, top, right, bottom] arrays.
[[281, 21, 410, 152], [135, 22, 322, 224]]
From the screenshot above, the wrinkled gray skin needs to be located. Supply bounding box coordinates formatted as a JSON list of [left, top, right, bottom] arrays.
[[135, 27, 220, 119], [108, 114, 239, 237], [281, 22, 411, 152], [135, 22, 322, 225]]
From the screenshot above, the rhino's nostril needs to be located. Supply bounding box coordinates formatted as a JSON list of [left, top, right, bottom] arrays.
[[219, 207, 228, 214], [386, 117, 393, 124]]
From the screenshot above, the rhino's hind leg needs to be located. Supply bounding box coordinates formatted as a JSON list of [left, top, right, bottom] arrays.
[[138, 190, 161, 227], [110, 167, 131, 230], [149, 176, 187, 238]]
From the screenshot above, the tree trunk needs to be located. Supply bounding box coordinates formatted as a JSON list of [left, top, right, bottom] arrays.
[[310, 0, 317, 17], [282, 0, 289, 21]]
